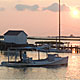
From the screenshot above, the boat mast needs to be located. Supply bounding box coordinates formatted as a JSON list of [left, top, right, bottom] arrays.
[[59, 0, 61, 49]]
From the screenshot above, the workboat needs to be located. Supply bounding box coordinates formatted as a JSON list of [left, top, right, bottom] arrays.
[[1, 52, 68, 67]]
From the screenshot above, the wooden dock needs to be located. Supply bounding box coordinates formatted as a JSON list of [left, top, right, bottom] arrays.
[[0, 36, 80, 53]]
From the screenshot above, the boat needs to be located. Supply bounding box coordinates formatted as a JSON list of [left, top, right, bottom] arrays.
[[1, 51, 68, 67], [36, 48, 59, 52], [58, 49, 72, 53], [36, 47, 71, 53], [35, 44, 72, 53]]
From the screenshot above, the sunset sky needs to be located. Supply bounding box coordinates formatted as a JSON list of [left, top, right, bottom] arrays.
[[0, 0, 80, 36]]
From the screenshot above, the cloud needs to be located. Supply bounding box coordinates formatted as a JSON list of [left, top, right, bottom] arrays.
[[61, 4, 70, 11], [0, 8, 5, 11], [15, 4, 39, 11], [43, 3, 70, 12], [43, 3, 59, 12]]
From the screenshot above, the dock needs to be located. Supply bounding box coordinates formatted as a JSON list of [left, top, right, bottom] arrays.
[[0, 36, 80, 53]]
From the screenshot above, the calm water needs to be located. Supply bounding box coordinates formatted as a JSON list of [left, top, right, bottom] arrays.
[[0, 51, 80, 80], [0, 39, 80, 80]]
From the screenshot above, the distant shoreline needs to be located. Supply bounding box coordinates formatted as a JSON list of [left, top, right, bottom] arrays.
[[27, 37, 80, 41], [1, 36, 80, 41]]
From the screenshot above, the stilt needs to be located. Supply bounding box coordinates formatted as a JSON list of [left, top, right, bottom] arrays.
[[56, 37, 58, 49], [71, 45, 72, 53], [38, 51, 40, 60], [8, 49, 9, 63], [20, 50, 22, 61], [1, 46, 2, 53], [1, 50, 2, 53], [46, 51, 48, 58], [15, 50, 17, 62]]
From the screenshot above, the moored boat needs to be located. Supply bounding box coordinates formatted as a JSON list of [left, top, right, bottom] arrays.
[[1, 53, 68, 67]]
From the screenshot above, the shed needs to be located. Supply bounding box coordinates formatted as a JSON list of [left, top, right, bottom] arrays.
[[4, 30, 28, 44]]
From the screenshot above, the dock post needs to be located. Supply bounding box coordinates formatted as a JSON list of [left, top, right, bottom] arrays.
[[56, 37, 58, 49], [8, 49, 9, 63], [46, 50, 48, 58], [79, 49, 80, 53], [67, 42, 69, 50], [75, 46, 78, 54], [1, 46, 2, 53], [38, 50, 40, 60], [71, 45, 72, 53], [1, 50, 2, 54], [20, 50, 22, 61], [77, 46, 78, 54], [15, 50, 17, 62]]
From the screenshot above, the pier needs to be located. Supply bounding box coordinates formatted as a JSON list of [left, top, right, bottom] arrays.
[[0, 36, 80, 53]]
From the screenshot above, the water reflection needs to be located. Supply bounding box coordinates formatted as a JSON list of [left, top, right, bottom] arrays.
[[0, 52, 80, 80], [66, 54, 80, 80]]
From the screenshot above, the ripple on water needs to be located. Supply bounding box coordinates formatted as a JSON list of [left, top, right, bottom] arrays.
[[0, 52, 80, 80]]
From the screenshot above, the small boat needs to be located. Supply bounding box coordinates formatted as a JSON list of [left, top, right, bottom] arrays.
[[35, 46, 71, 53], [36, 48, 58, 52], [58, 49, 72, 53], [36, 48, 71, 53], [1, 52, 68, 67]]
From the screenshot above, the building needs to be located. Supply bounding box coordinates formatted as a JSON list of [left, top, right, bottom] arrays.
[[4, 30, 28, 44]]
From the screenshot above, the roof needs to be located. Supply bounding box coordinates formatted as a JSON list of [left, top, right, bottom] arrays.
[[4, 30, 28, 36]]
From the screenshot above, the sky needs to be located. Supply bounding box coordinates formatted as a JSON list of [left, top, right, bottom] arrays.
[[0, 0, 80, 36]]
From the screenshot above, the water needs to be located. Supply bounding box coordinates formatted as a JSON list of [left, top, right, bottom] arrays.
[[0, 52, 80, 80], [0, 39, 80, 80]]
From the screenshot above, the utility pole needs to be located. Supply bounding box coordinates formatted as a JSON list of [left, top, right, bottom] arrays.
[[59, 0, 61, 49]]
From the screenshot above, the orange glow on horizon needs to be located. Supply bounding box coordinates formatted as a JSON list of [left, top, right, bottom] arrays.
[[72, 48, 75, 54]]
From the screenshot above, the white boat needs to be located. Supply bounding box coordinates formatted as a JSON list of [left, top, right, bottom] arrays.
[[1, 53, 68, 67], [35, 45, 71, 53], [36, 48, 71, 53]]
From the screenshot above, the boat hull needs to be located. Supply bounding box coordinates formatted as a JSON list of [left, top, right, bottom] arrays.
[[1, 57, 68, 67]]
